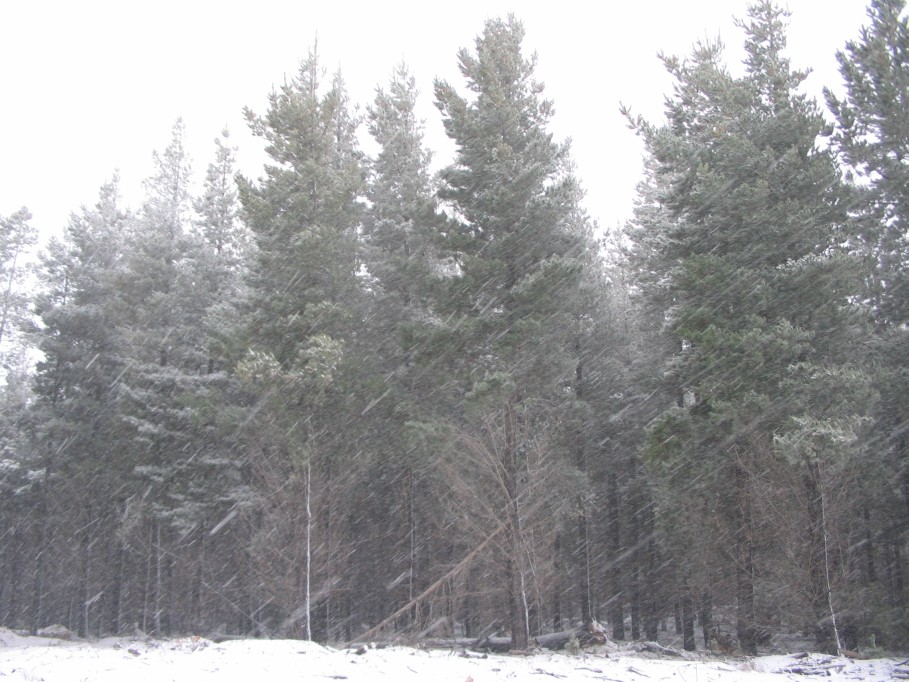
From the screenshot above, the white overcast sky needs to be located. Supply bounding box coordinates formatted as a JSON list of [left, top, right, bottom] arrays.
[[1, 1, 872, 242]]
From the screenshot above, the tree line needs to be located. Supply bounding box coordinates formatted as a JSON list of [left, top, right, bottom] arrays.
[[0, 0, 907, 655]]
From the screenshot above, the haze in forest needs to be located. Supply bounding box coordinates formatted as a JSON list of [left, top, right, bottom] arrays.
[[0, 0, 907, 664]]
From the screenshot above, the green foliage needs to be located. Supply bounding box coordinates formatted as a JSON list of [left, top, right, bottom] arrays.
[[628, 1, 873, 652]]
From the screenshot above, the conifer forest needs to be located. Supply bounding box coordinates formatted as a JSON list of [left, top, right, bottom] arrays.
[[2, 0, 908, 657]]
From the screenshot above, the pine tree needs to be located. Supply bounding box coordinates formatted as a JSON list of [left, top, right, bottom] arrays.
[[350, 63, 442, 631], [826, 0, 909, 647], [827, 0, 909, 327], [0, 208, 37, 368], [31, 177, 132, 635], [237, 46, 366, 640], [627, 1, 870, 654], [430, 15, 594, 647]]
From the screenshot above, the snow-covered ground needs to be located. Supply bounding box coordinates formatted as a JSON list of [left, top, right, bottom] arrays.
[[0, 628, 904, 681]]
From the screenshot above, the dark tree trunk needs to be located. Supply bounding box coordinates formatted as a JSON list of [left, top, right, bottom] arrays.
[[887, 539, 904, 607], [78, 519, 92, 637], [630, 562, 640, 640], [641, 515, 659, 641], [573, 356, 593, 627], [577, 503, 592, 626], [30, 466, 51, 635], [106, 535, 125, 635], [191, 520, 207, 632], [606, 471, 624, 641], [504, 398, 528, 650], [3, 526, 22, 626], [734, 459, 757, 656], [552, 533, 562, 632], [700, 589, 713, 649], [862, 507, 876, 584], [681, 592, 696, 651], [463, 564, 474, 638]]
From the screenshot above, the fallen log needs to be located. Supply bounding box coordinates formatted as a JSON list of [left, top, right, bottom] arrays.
[[535, 622, 608, 651], [638, 641, 684, 657], [475, 636, 513, 653]]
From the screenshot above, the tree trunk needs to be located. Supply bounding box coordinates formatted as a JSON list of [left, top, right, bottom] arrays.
[[305, 458, 312, 640], [536, 622, 607, 650], [106, 535, 125, 635], [862, 507, 875, 584], [577, 502, 592, 626], [552, 533, 563, 631], [642, 516, 659, 641], [191, 519, 206, 632], [630, 565, 640, 640], [606, 472, 624, 641], [504, 398, 528, 649], [30, 466, 51, 635], [681, 591, 696, 651], [573, 356, 593, 627], [734, 459, 757, 656], [79, 519, 92, 637], [803, 457, 842, 655], [5, 526, 22, 627], [700, 589, 713, 649]]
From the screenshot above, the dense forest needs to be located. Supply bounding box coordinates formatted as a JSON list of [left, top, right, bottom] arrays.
[[0, 0, 907, 656]]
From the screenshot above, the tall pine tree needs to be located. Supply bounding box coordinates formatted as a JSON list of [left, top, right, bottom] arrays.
[[627, 1, 870, 654], [826, 0, 909, 646], [430, 15, 594, 647], [237, 46, 366, 640]]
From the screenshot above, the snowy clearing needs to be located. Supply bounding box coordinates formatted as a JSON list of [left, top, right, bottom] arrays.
[[0, 628, 904, 681]]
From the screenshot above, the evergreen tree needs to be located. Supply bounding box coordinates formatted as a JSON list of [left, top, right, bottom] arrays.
[[350, 63, 442, 631], [430, 15, 595, 647], [627, 1, 870, 654], [826, 0, 909, 646], [827, 0, 909, 327], [0, 208, 37, 369], [237, 46, 366, 640], [31, 177, 132, 635]]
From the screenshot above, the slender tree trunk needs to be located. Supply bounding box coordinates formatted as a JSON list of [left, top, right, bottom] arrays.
[[887, 540, 905, 607], [552, 532, 562, 631], [463, 564, 473, 638], [154, 520, 163, 636], [30, 465, 51, 635], [573, 355, 593, 627], [79, 520, 92, 637], [681, 589, 696, 651], [734, 458, 757, 655], [143, 528, 151, 633], [577, 503, 592, 626], [606, 472, 624, 640], [862, 507, 876, 584], [674, 599, 682, 635], [8, 526, 21, 627], [642, 511, 659, 640], [191, 519, 206, 633], [305, 458, 312, 641], [803, 457, 841, 654], [0, 529, 7, 624], [700, 589, 713, 649], [630, 562, 640, 640], [106, 535, 124, 635], [503, 398, 528, 649], [408, 467, 418, 628]]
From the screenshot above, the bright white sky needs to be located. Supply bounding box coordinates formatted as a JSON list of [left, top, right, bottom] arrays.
[[1, 1, 871, 243]]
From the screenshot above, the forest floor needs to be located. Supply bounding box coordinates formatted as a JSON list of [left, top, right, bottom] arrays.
[[0, 627, 905, 681]]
